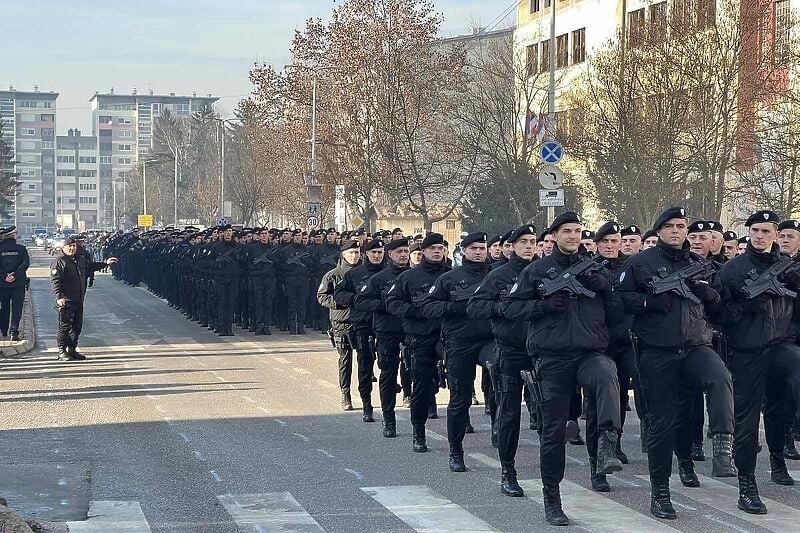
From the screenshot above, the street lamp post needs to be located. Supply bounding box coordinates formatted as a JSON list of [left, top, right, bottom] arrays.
[[211, 118, 241, 222], [171, 144, 190, 226], [140, 158, 158, 227]]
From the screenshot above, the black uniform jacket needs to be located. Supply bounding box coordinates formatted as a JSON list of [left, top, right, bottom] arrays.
[[211, 240, 241, 278], [245, 242, 282, 278], [385, 257, 449, 338], [354, 260, 409, 336], [50, 250, 106, 303], [334, 260, 384, 328], [0, 239, 29, 289], [597, 254, 634, 350]]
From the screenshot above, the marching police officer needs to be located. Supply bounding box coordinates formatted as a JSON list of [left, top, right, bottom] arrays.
[[210, 225, 241, 336], [0, 226, 29, 340], [246, 228, 282, 335], [283, 230, 313, 334]]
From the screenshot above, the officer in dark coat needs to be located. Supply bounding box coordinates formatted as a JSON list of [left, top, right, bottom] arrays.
[[334, 238, 385, 422], [0, 226, 30, 340], [385, 232, 449, 453], [354, 238, 411, 437], [312, 231, 340, 331], [50, 236, 117, 361], [467, 224, 536, 497], [282, 229, 313, 334], [617, 206, 735, 520], [421, 232, 493, 473], [714, 210, 800, 514], [210, 225, 241, 336], [501, 211, 623, 526], [245, 228, 282, 335]]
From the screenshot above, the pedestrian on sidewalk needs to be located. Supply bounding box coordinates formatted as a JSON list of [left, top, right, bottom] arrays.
[[0, 226, 30, 341], [50, 235, 117, 361]]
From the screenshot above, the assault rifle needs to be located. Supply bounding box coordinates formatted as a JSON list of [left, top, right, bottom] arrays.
[[320, 254, 339, 268], [647, 260, 717, 304], [252, 251, 275, 265], [740, 255, 799, 300], [286, 253, 311, 267], [215, 248, 238, 264], [450, 284, 480, 302], [538, 257, 602, 299]]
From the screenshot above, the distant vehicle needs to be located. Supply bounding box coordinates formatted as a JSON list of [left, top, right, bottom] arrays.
[[61, 228, 77, 238], [35, 234, 46, 246]]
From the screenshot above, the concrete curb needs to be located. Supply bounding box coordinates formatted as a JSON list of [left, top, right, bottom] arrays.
[[0, 290, 35, 358], [0, 503, 35, 533]]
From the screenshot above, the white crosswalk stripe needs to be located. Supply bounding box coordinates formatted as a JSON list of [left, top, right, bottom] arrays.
[[520, 479, 681, 532], [66, 501, 152, 532], [218, 492, 325, 532], [637, 474, 800, 532], [361, 485, 497, 532]]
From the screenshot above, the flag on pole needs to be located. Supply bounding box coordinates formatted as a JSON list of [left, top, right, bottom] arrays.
[[525, 109, 546, 142]]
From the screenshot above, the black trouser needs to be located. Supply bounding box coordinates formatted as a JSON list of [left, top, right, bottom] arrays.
[[731, 343, 800, 476], [400, 344, 411, 398], [57, 302, 84, 350], [407, 335, 439, 426], [539, 351, 620, 488], [0, 286, 25, 335], [252, 277, 276, 328], [609, 344, 636, 431], [638, 344, 733, 482], [350, 328, 375, 403], [377, 332, 403, 415], [335, 331, 354, 392], [445, 342, 482, 446], [215, 276, 239, 334], [496, 346, 531, 463], [285, 277, 309, 327]]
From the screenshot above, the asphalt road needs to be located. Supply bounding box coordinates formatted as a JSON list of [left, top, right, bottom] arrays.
[[1, 247, 799, 532]]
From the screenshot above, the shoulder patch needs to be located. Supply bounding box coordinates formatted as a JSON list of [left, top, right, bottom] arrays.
[[510, 282, 519, 293], [387, 284, 395, 293], [360, 285, 367, 292], [618, 271, 626, 283], [428, 285, 436, 294], [51, 269, 58, 275]]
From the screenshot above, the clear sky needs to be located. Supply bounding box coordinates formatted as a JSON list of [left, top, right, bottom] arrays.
[[1, 0, 516, 134]]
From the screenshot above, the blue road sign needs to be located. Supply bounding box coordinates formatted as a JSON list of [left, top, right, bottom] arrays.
[[540, 142, 564, 164]]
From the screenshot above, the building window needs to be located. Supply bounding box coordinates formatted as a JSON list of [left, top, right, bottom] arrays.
[[41, 128, 54, 140], [99, 116, 112, 124], [78, 170, 96, 177], [775, 0, 791, 66], [117, 157, 131, 165], [42, 102, 52, 109], [176, 103, 190, 113], [40, 114, 54, 122], [526, 43, 539, 76], [152, 103, 162, 115], [445, 220, 456, 230], [116, 117, 131, 124], [21, 128, 35, 136], [628, 8, 646, 46], [99, 156, 112, 164], [21, 212, 36, 218], [540, 39, 550, 72], [79, 183, 98, 191], [42, 141, 54, 149], [43, 155, 53, 164], [100, 169, 112, 178], [57, 155, 75, 163], [100, 142, 112, 151], [530, 0, 540, 13], [650, 2, 667, 42], [79, 156, 96, 164], [23, 170, 36, 177], [18, 101, 37, 108], [27, 184, 36, 190], [43, 170, 54, 178], [117, 130, 132, 138], [118, 144, 131, 152], [556, 34, 569, 68], [99, 129, 112, 137], [571, 28, 586, 64], [56, 169, 75, 176]]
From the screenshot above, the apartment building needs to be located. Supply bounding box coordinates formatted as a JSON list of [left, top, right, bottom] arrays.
[[55, 130, 101, 230], [0, 86, 58, 234]]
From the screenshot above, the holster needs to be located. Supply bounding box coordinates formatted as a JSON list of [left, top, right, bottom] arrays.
[[712, 330, 729, 366], [519, 356, 544, 405]]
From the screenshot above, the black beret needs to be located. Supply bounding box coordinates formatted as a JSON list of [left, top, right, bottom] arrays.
[[779, 220, 800, 232], [643, 229, 658, 241], [421, 232, 445, 249], [687, 220, 712, 234], [549, 211, 581, 233], [620, 224, 642, 237], [745, 210, 780, 226], [363, 238, 384, 252], [340, 239, 359, 251], [413, 234, 423, 241], [219, 224, 232, 231], [509, 225, 537, 243], [409, 243, 422, 253], [594, 221, 621, 242], [653, 206, 687, 231], [392, 227, 403, 233], [707, 221, 724, 234], [460, 232, 487, 248], [487, 234, 503, 247], [499, 229, 514, 246], [581, 230, 595, 240], [723, 230, 738, 241], [738, 236, 750, 245], [352, 228, 366, 236], [385, 238, 409, 251], [538, 228, 550, 241]]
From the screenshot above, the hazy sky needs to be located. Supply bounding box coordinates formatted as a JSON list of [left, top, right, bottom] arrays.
[[2, 0, 516, 134]]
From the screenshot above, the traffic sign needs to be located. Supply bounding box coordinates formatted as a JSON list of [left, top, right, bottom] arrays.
[[306, 202, 321, 216], [307, 215, 320, 229], [540, 142, 564, 164], [351, 214, 366, 228], [539, 189, 565, 207], [538, 165, 564, 189], [137, 214, 153, 227], [217, 217, 228, 226]]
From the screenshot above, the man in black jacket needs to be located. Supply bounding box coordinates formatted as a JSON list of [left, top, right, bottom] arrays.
[[715, 210, 800, 514], [467, 224, 536, 496], [617, 206, 735, 521], [318, 240, 361, 411], [334, 238, 385, 422], [0, 226, 30, 340], [501, 211, 623, 526], [210, 225, 241, 337], [354, 238, 410, 437], [385, 233, 449, 453], [421, 232, 492, 473], [312, 231, 340, 331], [283, 230, 313, 334], [246, 228, 282, 335], [51, 236, 117, 361]]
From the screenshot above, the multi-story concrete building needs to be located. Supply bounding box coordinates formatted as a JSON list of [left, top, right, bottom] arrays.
[[0, 86, 58, 234], [55, 130, 100, 230], [89, 90, 218, 226]]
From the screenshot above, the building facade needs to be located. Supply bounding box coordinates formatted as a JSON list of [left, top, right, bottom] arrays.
[[0, 87, 58, 234], [55, 130, 100, 230]]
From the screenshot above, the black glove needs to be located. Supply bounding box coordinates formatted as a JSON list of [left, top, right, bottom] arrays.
[[688, 280, 719, 304], [541, 292, 569, 314], [583, 273, 612, 295], [643, 293, 671, 313]]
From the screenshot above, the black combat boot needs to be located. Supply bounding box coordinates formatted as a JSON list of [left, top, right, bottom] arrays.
[[650, 479, 677, 519], [362, 404, 375, 423], [412, 424, 428, 453], [691, 441, 706, 461], [297, 323, 306, 334], [678, 458, 700, 487], [465, 420, 474, 434], [711, 433, 737, 477], [738, 473, 767, 514], [448, 443, 466, 472], [589, 457, 610, 493], [484, 403, 491, 415], [500, 461, 524, 497], [770, 452, 795, 485], [249, 322, 258, 333], [784, 426, 800, 460], [382, 412, 396, 438], [68, 346, 87, 361], [615, 433, 629, 464], [542, 485, 569, 526], [596, 429, 623, 475], [10, 330, 20, 342], [341, 390, 353, 411], [57, 348, 75, 362]]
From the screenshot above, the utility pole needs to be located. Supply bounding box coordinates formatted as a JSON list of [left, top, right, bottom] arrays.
[[546, 0, 557, 225]]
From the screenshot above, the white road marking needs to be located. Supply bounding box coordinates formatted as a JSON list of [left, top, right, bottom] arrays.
[[242, 396, 256, 403], [316, 448, 335, 459], [607, 474, 641, 487], [293, 367, 311, 375], [292, 433, 310, 443], [344, 468, 365, 480], [520, 479, 681, 532], [467, 452, 501, 469], [362, 485, 496, 532], [316, 379, 337, 389], [215, 375, 226, 382], [274, 357, 291, 364], [427, 430, 447, 442], [209, 470, 222, 482], [274, 419, 287, 426], [66, 501, 152, 532], [178, 433, 189, 443], [218, 492, 324, 532], [257, 406, 272, 415], [193, 450, 206, 461], [639, 474, 800, 532]]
